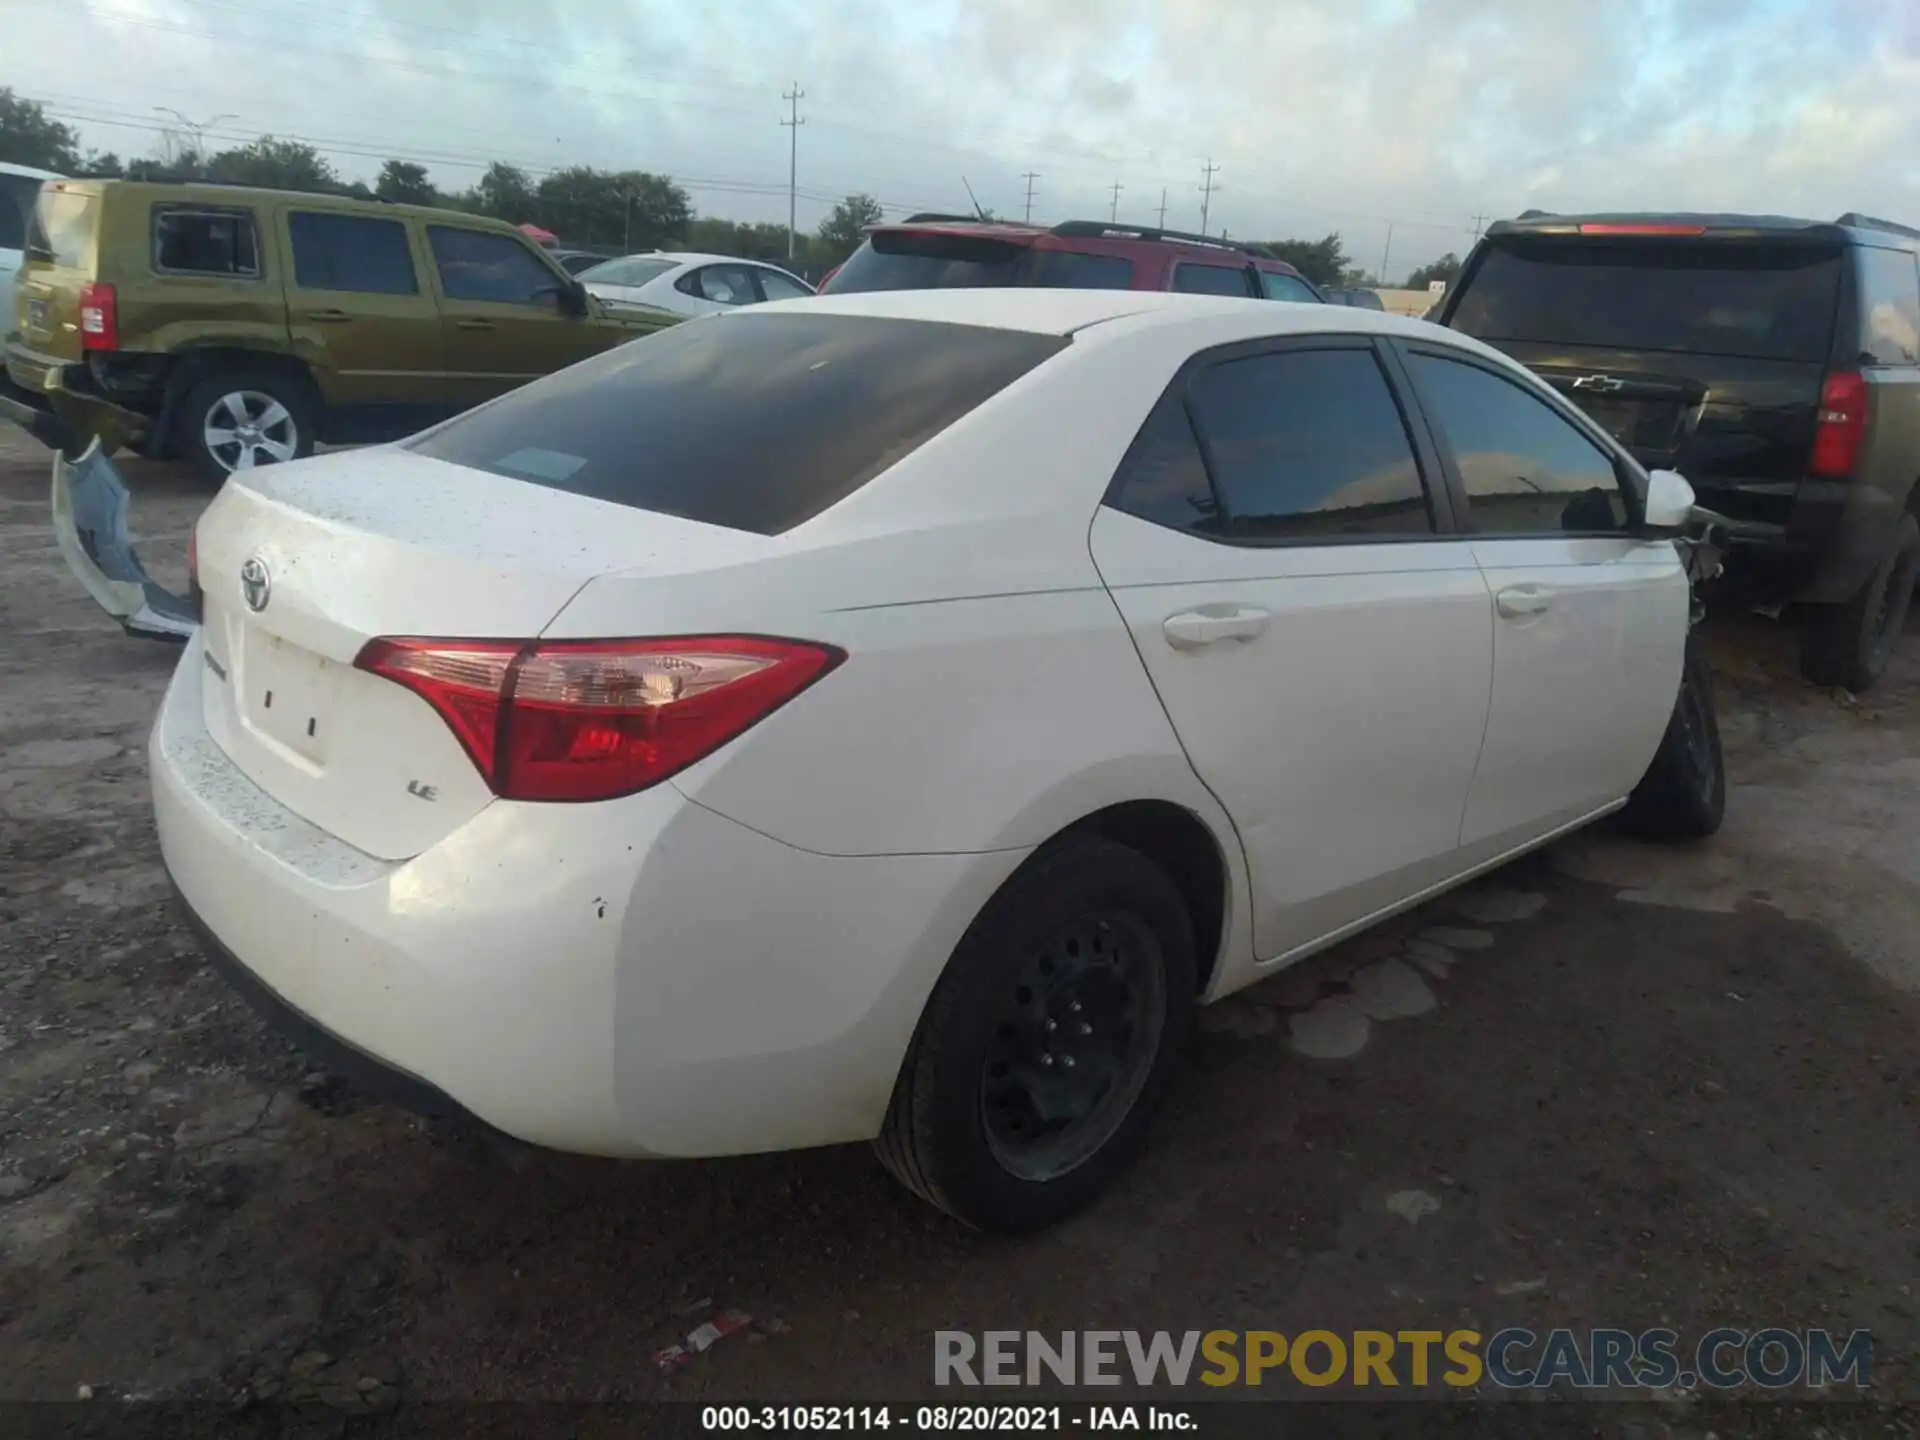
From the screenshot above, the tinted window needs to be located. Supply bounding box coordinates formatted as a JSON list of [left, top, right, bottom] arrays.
[[1106, 393, 1218, 533], [558, 252, 607, 274], [1450, 240, 1842, 362], [409, 313, 1066, 535], [153, 209, 259, 276], [1408, 352, 1628, 534], [1258, 271, 1320, 303], [428, 227, 564, 304], [0, 174, 41, 253], [1858, 246, 1920, 365], [1173, 263, 1253, 297], [583, 257, 676, 287], [825, 232, 1030, 292], [26, 190, 95, 269], [755, 268, 814, 301], [288, 212, 416, 294], [1183, 348, 1432, 539], [1027, 250, 1135, 289]]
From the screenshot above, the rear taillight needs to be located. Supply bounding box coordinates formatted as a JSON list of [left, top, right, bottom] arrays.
[[355, 635, 844, 802], [78, 282, 118, 351], [1810, 370, 1869, 479]]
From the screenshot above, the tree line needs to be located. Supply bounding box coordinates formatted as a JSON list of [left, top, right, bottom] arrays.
[[1, 90, 1462, 285]]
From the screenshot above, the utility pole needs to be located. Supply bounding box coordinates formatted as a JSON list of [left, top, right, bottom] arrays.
[[153, 107, 234, 172], [1378, 224, 1394, 287], [1199, 158, 1220, 235], [1021, 171, 1041, 224], [782, 84, 806, 260], [1156, 188, 1169, 228], [1470, 211, 1486, 241], [1109, 181, 1123, 222]]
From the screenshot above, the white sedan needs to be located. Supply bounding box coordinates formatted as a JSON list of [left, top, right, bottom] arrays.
[[577, 250, 815, 317], [144, 289, 1723, 1231]]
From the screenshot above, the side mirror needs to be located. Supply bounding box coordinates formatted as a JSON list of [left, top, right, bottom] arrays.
[[562, 279, 590, 316], [1642, 468, 1696, 537]]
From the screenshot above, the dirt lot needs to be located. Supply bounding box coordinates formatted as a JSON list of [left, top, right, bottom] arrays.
[[0, 425, 1916, 1431]]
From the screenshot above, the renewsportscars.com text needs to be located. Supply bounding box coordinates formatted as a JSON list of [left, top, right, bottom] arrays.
[[934, 1328, 1872, 1391]]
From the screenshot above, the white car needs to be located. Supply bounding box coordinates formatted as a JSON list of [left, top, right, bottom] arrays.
[[144, 289, 1723, 1231], [2, 161, 64, 344], [578, 250, 815, 318]]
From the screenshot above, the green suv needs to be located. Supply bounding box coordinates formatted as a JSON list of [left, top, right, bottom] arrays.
[[2, 180, 680, 480]]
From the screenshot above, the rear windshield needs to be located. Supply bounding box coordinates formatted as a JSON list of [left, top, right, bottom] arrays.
[[823, 232, 1135, 293], [0, 173, 43, 253], [1450, 240, 1844, 362], [408, 312, 1067, 535], [25, 189, 97, 269]]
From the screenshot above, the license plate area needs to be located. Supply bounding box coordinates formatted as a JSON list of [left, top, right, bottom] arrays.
[[238, 630, 339, 768], [26, 299, 48, 335]]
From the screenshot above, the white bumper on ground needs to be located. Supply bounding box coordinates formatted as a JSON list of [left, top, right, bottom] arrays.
[[151, 634, 1027, 1158]]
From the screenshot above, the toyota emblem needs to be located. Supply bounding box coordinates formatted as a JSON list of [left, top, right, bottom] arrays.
[[240, 556, 271, 613]]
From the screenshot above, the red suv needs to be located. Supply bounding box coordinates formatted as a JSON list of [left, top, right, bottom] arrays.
[[818, 216, 1325, 302]]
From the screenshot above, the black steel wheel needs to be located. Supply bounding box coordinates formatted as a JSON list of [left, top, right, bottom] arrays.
[[874, 836, 1196, 1232]]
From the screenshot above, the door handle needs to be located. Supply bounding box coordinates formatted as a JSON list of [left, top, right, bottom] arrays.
[[1495, 584, 1555, 619], [1163, 605, 1272, 650], [455, 319, 497, 330], [307, 309, 353, 323]]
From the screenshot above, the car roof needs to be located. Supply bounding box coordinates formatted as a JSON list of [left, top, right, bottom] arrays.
[[867, 216, 1298, 269], [0, 161, 64, 181], [630, 252, 800, 268], [780, 287, 1462, 342]]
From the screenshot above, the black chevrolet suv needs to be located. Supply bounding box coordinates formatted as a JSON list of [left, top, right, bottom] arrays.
[[1434, 212, 1920, 691]]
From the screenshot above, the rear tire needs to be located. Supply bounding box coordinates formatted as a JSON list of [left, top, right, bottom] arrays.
[[873, 837, 1195, 1233], [1799, 513, 1919, 693], [176, 370, 317, 484], [1618, 631, 1726, 841]]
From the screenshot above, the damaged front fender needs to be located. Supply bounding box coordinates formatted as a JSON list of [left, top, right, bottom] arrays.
[[51, 439, 199, 642]]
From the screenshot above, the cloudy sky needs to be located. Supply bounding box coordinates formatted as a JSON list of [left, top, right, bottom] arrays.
[[8, 0, 1919, 277]]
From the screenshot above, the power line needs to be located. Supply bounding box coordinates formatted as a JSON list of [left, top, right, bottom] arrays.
[[1022, 171, 1041, 225], [1199, 159, 1220, 236], [781, 84, 805, 260]]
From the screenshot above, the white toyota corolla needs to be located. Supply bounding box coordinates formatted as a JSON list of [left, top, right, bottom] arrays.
[[148, 288, 1725, 1231]]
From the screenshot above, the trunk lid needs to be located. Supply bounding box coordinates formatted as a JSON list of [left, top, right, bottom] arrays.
[[192, 446, 771, 860], [15, 182, 101, 366], [1445, 233, 1846, 525], [1492, 340, 1827, 523]]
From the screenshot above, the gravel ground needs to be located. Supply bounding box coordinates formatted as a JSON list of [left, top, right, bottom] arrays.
[[0, 426, 1916, 1435]]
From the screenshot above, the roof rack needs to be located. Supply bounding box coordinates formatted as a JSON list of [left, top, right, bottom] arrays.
[[1836, 212, 1920, 242], [1048, 220, 1277, 260], [900, 211, 994, 225]]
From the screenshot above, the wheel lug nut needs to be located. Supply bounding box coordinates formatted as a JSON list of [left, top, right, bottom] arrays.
[[1070, 1001, 1082, 1013], [1078, 1022, 1092, 1036], [1061, 1055, 1076, 1069], [1040, 1053, 1054, 1067], [1045, 1019, 1058, 1033]]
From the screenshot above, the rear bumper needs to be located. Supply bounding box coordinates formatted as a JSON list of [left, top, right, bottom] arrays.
[[0, 368, 67, 450], [151, 631, 1019, 1159], [1691, 476, 1895, 605]]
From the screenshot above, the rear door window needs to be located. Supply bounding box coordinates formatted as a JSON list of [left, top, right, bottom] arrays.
[[1857, 246, 1920, 365], [1257, 271, 1320, 303], [680, 263, 758, 305], [1449, 240, 1843, 361], [408, 312, 1066, 535], [1173, 263, 1255, 297], [288, 212, 417, 294], [1027, 250, 1135, 289], [153, 208, 260, 277], [754, 268, 814, 301]]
